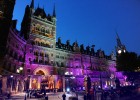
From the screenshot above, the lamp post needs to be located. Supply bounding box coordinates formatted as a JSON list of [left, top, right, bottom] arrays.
[[10, 75, 13, 92], [17, 67, 23, 74]]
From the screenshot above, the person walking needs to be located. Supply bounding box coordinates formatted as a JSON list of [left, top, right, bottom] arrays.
[[24, 94, 26, 100], [62, 92, 66, 100]]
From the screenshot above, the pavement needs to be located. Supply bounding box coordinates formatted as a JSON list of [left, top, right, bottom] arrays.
[[1, 91, 139, 100], [0, 92, 84, 100]]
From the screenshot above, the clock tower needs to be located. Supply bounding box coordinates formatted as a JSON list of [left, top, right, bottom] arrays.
[[116, 33, 126, 55]]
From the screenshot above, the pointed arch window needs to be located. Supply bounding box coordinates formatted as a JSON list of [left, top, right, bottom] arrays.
[[41, 27, 45, 33]]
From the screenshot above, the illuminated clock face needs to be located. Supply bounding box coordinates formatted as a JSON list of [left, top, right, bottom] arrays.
[[118, 50, 122, 54], [124, 50, 126, 53]]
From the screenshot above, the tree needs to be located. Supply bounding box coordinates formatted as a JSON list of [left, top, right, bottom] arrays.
[[116, 52, 138, 72], [123, 72, 140, 84], [116, 52, 140, 84]]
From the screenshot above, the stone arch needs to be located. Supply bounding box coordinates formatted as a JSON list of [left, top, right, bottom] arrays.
[[36, 24, 41, 31], [45, 40, 50, 45], [40, 50, 45, 56], [35, 38, 41, 42], [36, 70, 45, 75], [34, 38, 41, 45], [33, 67, 49, 75], [40, 39, 45, 43], [43, 41, 50, 47], [41, 26, 45, 33]]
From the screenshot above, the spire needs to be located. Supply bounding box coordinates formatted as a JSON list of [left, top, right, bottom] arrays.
[[53, 4, 56, 17], [30, 0, 34, 8], [116, 33, 122, 47]]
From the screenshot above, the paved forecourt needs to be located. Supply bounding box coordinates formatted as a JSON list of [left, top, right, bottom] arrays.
[[2, 92, 84, 100]]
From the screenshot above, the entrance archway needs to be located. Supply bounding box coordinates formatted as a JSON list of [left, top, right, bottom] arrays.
[[33, 67, 49, 75], [36, 70, 45, 75]]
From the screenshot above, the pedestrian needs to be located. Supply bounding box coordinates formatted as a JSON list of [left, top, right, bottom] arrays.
[[44, 89, 46, 97], [24, 94, 26, 100], [84, 94, 87, 100], [76, 92, 78, 98], [29, 91, 32, 98], [7, 89, 11, 99], [26, 89, 29, 98], [45, 95, 48, 100], [62, 92, 66, 100]]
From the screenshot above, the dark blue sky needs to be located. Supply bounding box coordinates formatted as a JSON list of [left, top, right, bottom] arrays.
[[13, 0, 140, 55]]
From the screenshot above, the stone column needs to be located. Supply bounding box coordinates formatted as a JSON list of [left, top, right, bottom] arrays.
[[62, 76, 65, 92], [2, 76, 7, 93], [29, 76, 32, 89], [37, 76, 41, 89]]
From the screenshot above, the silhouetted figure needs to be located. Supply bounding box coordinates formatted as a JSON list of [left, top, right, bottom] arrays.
[[7, 91, 11, 99], [44, 89, 46, 97], [87, 93, 92, 100], [24, 94, 26, 100], [26, 89, 29, 98], [62, 93, 66, 100], [84, 94, 87, 100], [34, 91, 37, 98], [29, 91, 32, 98], [103, 91, 108, 100], [45, 95, 48, 100]]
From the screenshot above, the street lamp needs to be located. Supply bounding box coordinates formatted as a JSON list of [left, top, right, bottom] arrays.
[[10, 75, 14, 92], [19, 67, 23, 71], [16, 69, 20, 73], [16, 67, 23, 74], [10, 75, 13, 78]]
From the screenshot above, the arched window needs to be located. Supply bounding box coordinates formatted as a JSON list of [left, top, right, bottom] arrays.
[[56, 62, 59, 67], [46, 30, 48, 33], [41, 27, 45, 33], [61, 62, 64, 67]]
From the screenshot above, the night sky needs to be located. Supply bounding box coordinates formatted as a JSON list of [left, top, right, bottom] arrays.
[[13, 0, 140, 55]]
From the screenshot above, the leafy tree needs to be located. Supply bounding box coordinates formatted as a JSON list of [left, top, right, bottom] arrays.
[[116, 52, 138, 72]]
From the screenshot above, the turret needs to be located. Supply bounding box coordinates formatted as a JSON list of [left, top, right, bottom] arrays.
[[30, 0, 34, 8], [20, 5, 31, 40], [30, 0, 35, 14], [52, 4, 56, 25]]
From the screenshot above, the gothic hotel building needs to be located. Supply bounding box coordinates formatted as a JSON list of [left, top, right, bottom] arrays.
[[0, 0, 126, 91]]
